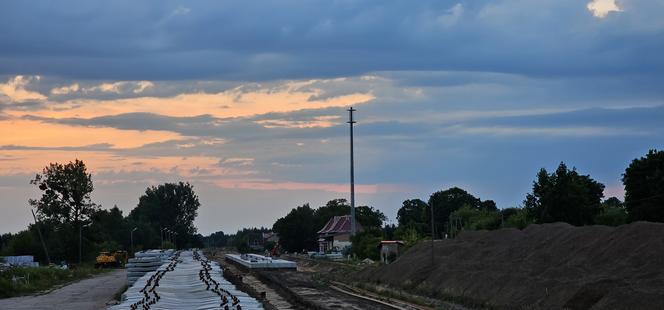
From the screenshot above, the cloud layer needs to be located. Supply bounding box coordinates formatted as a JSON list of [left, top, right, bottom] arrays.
[[1, 0, 663, 234], [2, 1, 663, 81]]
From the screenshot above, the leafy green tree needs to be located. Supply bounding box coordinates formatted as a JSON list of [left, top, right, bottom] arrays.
[[602, 197, 624, 209], [0, 230, 38, 258], [28, 159, 99, 262], [382, 224, 397, 240], [451, 205, 502, 231], [393, 225, 421, 246], [273, 204, 317, 252], [90, 206, 127, 247], [129, 182, 200, 249], [203, 231, 230, 248], [428, 187, 486, 237], [230, 227, 270, 253], [504, 207, 534, 229], [623, 150, 664, 222], [29, 159, 98, 228], [312, 199, 385, 230], [273, 199, 386, 252], [524, 162, 605, 226], [355, 205, 386, 229], [313, 199, 350, 231], [594, 197, 628, 226], [350, 229, 382, 260], [480, 200, 498, 211], [500, 207, 519, 221], [396, 199, 429, 235]]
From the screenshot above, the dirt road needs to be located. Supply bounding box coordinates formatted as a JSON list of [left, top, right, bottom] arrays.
[[0, 269, 126, 310]]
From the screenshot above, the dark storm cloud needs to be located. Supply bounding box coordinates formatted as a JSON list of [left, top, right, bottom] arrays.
[[1, 0, 663, 81]]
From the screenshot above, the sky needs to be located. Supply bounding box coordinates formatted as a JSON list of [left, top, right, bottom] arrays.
[[1, 0, 663, 235]]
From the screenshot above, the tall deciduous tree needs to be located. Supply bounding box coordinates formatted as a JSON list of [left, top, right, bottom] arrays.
[[427, 187, 484, 237], [524, 162, 605, 226], [273, 204, 317, 252], [29, 159, 98, 227], [623, 149, 664, 222], [396, 199, 429, 235], [273, 199, 386, 253], [129, 182, 200, 248], [594, 197, 628, 226], [313, 199, 386, 230]]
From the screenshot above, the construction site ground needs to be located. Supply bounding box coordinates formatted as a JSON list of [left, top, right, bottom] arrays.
[[0, 269, 126, 310], [206, 249, 467, 310]]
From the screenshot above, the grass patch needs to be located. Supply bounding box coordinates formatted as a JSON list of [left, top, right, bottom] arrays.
[[0, 265, 109, 298]]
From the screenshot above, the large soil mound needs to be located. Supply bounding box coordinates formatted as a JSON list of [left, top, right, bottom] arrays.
[[359, 222, 664, 309]]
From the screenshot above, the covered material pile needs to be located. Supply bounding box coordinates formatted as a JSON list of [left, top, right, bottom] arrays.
[[360, 222, 664, 309], [111, 250, 262, 310], [126, 250, 174, 285]]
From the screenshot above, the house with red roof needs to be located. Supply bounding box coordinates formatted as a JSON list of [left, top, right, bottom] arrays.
[[317, 215, 363, 253]]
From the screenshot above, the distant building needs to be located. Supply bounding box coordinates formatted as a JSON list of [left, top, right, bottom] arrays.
[[262, 232, 279, 243], [248, 233, 264, 250], [378, 241, 405, 263], [317, 215, 363, 253], [248, 231, 279, 250]]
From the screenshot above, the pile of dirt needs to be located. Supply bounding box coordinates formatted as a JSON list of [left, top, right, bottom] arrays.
[[358, 222, 664, 309]]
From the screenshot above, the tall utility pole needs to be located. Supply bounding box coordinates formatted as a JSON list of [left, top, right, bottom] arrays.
[[31, 209, 50, 265], [348, 107, 357, 236]]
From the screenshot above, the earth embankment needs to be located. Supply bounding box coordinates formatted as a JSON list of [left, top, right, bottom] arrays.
[[359, 222, 664, 309]]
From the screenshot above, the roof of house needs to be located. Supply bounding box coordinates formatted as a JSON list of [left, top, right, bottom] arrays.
[[317, 215, 363, 235], [262, 232, 277, 239]]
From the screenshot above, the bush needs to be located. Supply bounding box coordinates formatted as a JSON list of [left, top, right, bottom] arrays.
[[452, 205, 502, 231], [351, 230, 382, 260], [393, 225, 422, 246], [505, 208, 535, 229], [0, 266, 106, 298], [594, 207, 629, 226]]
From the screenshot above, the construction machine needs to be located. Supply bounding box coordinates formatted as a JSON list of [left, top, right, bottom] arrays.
[[95, 250, 128, 268]]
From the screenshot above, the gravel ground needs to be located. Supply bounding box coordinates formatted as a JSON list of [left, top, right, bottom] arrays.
[[0, 269, 126, 310], [208, 249, 397, 310]]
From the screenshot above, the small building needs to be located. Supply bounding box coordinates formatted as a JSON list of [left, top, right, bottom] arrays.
[[247, 231, 279, 250], [318, 215, 363, 253], [262, 232, 279, 243], [378, 241, 405, 264]]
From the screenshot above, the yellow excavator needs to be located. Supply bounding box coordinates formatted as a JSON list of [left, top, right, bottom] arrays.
[[95, 250, 128, 268]]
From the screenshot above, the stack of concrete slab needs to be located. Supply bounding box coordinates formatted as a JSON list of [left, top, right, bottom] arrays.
[[126, 249, 173, 285], [225, 253, 297, 270]]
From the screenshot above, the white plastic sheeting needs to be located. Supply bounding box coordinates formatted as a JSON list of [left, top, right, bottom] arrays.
[[0, 255, 38, 267], [111, 250, 262, 310], [126, 250, 174, 285]]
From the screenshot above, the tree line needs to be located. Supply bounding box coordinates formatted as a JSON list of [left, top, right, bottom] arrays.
[[207, 149, 664, 261], [0, 159, 203, 265], [394, 149, 664, 245]]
